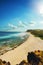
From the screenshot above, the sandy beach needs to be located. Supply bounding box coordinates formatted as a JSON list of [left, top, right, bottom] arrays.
[[0, 33, 43, 65]]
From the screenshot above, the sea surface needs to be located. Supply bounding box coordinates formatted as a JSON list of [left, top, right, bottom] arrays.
[[0, 31, 29, 47]]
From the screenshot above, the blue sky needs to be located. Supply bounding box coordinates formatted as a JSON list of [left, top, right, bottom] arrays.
[[0, 0, 43, 31]]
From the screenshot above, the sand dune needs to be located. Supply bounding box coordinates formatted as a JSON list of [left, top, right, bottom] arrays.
[[0, 33, 43, 65]]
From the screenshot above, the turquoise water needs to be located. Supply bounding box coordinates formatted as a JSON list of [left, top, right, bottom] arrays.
[[0, 31, 29, 47]]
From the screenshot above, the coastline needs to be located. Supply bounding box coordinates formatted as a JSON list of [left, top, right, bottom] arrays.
[[0, 33, 43, 65], [0, 32, 29, 56]]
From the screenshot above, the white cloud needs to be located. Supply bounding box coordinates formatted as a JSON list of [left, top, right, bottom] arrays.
[[40, 21, 43, 24], [30, 24, 35, 26], [29, 21, 36, 26], [19, 21, 23, 25], [18, 21, 26, 27], [8, 23, 17, 29]]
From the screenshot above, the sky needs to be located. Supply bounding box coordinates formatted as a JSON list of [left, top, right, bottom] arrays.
[[0, 0, 43, 31]]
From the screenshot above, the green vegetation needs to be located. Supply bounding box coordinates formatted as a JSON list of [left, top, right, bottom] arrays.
[[34, 50, 43, 65], [17, 50, 43, 65], [27, 30, 43, 39]]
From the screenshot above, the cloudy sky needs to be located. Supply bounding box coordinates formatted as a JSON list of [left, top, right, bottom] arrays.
[[0, 0, 43, 31]]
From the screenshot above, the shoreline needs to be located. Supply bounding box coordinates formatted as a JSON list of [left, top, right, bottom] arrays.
[[0, 33, 43, 65], [0, 32, 29, 56]]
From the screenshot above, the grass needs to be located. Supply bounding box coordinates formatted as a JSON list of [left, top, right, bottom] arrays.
[[27, 30, 43, 39]]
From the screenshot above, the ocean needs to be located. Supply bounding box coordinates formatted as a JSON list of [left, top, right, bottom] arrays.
[[0, 31, 29, 47]]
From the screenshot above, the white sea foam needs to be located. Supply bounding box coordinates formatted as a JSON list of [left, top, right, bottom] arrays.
[[0, 32, 28, 39], [13, 32, 28, 37]]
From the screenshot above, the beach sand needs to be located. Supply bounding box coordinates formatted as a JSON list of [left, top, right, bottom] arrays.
[[0, 33, 43, 65]]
